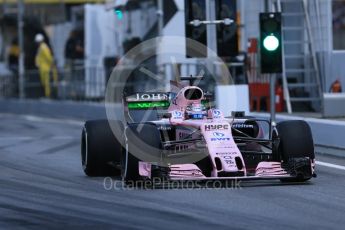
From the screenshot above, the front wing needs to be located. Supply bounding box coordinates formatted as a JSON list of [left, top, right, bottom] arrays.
[[139, 158, 315, 182]]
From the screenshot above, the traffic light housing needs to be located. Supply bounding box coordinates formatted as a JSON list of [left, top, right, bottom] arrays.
[[260, 13, 282, 74], [185, 0, 207, 58], [215, 0, 238, 58]]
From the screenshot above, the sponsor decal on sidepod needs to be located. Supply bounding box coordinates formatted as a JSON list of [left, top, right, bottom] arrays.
[[211, 132, 231, 141], [205, 124, 229, 131]]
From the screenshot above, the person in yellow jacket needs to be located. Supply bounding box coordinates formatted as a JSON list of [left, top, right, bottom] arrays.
[[35, 34, 58, 98]]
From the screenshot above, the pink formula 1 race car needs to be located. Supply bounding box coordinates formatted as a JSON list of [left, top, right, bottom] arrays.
[[81, 83, 316, 185]]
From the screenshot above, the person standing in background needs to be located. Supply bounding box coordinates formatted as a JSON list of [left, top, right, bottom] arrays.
[[8, 38, 20, 74], [64, 30, 84, 99], [6, 38, 20, 96], [35, 34, 55, 98], [65, 30, 84, 64], [329, 78, 342, 93]]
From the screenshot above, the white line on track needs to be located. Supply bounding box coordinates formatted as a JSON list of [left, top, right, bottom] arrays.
[[316, 161, 345, 171], [0, 113, 84, 126], [0, 137, 33, 141], [22, 115, 84, 126], [0, 136, 76, 141]]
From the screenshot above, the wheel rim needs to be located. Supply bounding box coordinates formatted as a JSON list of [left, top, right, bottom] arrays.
[[121, 142, 129, 180], [81, 127, 88, 170], [121, 129, 129, 181]]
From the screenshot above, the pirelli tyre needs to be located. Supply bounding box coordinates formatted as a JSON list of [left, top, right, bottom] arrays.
[[121, 123, 162, 185], [276, 120, 315, 182], [81, 120, 123, 177]]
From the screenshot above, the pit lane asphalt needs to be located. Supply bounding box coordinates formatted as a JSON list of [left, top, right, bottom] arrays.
[[0, 114, 344, 230]]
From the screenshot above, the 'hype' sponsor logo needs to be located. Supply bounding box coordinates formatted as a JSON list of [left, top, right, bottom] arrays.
[[205, 124, 229, 131]]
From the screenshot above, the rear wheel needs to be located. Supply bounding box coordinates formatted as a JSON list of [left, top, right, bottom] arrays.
[[81, 120, 123, 177], [121, 123, 162, 185], [276, 120, 314, 182]]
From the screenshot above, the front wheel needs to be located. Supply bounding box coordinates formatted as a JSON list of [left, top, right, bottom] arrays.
[[121, 123, 162, 184], [276, 120, 315, 182], [81, 120, 123, 177]]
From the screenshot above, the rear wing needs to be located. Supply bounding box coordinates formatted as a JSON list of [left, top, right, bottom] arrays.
[[124, 92, 213, 123], [125, 92, 213, 110], [124, 93, 173, 123], [125, 93, 173, 110]]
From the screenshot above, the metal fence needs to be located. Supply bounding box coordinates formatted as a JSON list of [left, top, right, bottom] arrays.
[[0, 66, 109, 101], [0, 61, 248, 101], [0, 75, 16, 98]]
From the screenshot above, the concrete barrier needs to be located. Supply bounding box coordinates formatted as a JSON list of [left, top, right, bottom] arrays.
[[323, 93, 345, 118], [251, 112, 345, 151], [0, 99, 122, 121]]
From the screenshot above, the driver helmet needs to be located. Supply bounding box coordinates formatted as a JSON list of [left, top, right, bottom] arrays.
[[185, 102, 207, 119]]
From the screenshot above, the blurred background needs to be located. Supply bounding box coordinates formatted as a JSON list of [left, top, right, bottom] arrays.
[[0, 0, 344, 115]]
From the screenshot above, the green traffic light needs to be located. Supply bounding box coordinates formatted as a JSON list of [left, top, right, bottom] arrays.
[[263, 35, 279, 51], [115, 10, 123, 20]]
